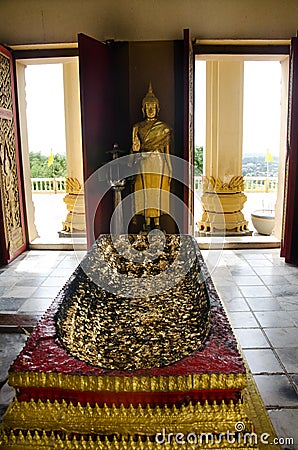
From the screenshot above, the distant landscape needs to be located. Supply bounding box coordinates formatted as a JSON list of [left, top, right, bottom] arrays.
[[242, 154, 279, 177], [195, 147, 279, 178]]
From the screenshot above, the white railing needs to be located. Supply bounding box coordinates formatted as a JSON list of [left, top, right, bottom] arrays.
[[194, 176, 278, 193], [243, 176, 278, 192], [31, 177, 66, 193], [31, 176, 278, 194]]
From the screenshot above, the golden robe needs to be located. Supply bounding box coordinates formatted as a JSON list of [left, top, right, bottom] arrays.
[[132, 119, 172, 218]]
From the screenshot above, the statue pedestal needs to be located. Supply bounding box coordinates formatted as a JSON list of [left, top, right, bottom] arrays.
[[0, 236, 278, 449], [61, 177, 86, 233], [198, 176, 249, 234]]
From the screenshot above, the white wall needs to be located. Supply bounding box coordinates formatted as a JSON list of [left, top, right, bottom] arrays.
[[0, 0, 297, 45]]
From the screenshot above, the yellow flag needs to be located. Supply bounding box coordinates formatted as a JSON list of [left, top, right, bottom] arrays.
[[265, 150, 274, 163], [48, 150, 54, 167]]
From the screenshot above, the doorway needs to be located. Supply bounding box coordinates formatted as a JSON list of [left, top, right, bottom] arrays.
[[15, 57, 86, 249], [194, 54, 289, 246]]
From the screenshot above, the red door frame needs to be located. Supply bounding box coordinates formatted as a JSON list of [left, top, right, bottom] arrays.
[[281, 36, 298, 264]]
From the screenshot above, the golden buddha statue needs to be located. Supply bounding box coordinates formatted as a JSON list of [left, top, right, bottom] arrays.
[[131, 83, 172, 230]]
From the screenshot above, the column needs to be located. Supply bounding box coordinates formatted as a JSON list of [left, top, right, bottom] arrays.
[[198, 60, 249, 233], [62, 60, 86, 233], [16, 62, 39, 242]]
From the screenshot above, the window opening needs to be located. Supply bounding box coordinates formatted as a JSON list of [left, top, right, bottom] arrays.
[[194, 55, 287, 243], [242, 61, 282, 231], [25, 63, 67, 244]]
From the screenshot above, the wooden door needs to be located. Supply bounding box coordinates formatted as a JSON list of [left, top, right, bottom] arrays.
[[0, 45, 26, 264], [78, 32, 193, 243], [78, 34, 116, 247], [281, 36, 298, 264]]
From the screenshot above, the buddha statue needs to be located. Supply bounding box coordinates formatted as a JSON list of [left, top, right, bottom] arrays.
[[131, 83, 172, 231]]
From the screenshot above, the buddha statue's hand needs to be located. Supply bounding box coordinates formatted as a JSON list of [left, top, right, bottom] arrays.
[[132, 137, 140, 152]]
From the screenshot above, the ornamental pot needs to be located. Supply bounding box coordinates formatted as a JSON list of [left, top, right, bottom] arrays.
[[251, 210, 275, 235]]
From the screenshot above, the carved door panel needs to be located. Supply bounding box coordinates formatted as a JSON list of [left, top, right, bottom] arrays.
[[0, 45, 26, 264]]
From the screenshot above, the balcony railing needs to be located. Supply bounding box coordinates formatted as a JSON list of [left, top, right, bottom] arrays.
[[194, 176, 278, 193], [31, 176, 278, 194], [243, 176, 278, 192], [31, 177, 66, 193]]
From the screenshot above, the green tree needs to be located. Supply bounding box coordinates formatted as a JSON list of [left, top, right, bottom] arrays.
[[29, 152, 67, 177], [194, 146, 203, 176]]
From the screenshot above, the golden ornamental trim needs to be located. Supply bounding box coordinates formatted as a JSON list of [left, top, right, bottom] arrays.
[[2, 398, 253, 436], [65, 177, 82, 194], [0, 429, 258, 449], [8, 371, 247, 392], [203, 176, 245, 193]]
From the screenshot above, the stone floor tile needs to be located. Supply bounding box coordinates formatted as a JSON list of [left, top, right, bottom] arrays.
[[56, 259, 80, 270], [234, 328, 270, 348], [0, 276, 20, 286], [290, 374, 298, 389], [268, 409, 298, 449], [246, 259, 274, 267], [0, 298, 27, 311], [254, 375, 298, 407], [246, 297, 282, 311], [222, 297, 250, 312], [227, 311, 259, 328], [239, 285, 272, 297], [0, 383, 15, 406], [276, 297, 298, 311], [0, 334, 27, 382], [215, 285, 243, 300], [212, 277, 236, 287], [242, 253, 269, 260], [287, 310, 298, 327], [23, 267, 55, 276], [260, 275, 290, 285], [230, 267, 256, 276], [18, 298, 53, 312], [284, 274, 298, 285], [243, 349, 284, 374], [14, 277, 46, 287], [3, 286, 37, 298], [0, 287, 8, 296], [275, 348, 298, 373], [254, 311, 296, 328], [267, 285, 298, 297], [41, 276, 68, 287], [50, 267, 75, 278], [254, 266, 279, 276], [232, 275, 263, 286], [211, 267, 233, 277], [31, 286, 61, 298], [264, 328, 298, 348]]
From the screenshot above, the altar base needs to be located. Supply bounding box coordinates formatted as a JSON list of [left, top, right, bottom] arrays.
[[0, 236, 279, 449]]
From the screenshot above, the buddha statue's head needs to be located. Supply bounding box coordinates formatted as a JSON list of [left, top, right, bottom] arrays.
[[142, 82, 160, 119]]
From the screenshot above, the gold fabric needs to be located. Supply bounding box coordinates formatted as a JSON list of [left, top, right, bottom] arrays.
[[132, 85, 172, 220]]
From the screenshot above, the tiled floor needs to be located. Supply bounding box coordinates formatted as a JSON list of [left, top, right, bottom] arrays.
[[0, 247, 297, 448], [205, 248, 298, 449]]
